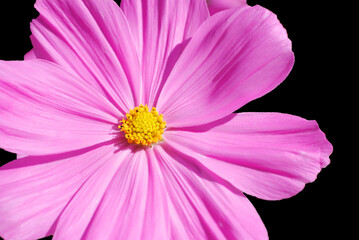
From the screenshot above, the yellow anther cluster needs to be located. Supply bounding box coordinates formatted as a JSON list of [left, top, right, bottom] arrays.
[[119, 105, 166, 146]]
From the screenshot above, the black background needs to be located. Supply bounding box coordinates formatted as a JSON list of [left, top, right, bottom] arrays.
[[0, 0, 347, 239]]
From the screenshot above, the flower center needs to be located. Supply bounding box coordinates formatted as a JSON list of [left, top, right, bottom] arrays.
[[119, 105, 166, 146]]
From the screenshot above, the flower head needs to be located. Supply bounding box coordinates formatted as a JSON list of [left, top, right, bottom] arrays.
[[0, 0, 332, 239], [119, 105, 166, 146]]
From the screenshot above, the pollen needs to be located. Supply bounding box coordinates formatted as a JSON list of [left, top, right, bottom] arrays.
[[119, 105, 166, 146]]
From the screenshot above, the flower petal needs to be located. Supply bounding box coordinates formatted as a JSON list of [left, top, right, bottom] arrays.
[[157, 5, 294, 128], [121, 0, 209, 106], [82, 149, 170, 240], [52, 143, 132, 239], [31, 0, 142, 109], [207, 0, 247, 15], [0, 60, 119, 156], [24, 49, 36, 60], [165, 112, 332, 200], [0, 141, 117, 240], [154, 144, 268, 239]]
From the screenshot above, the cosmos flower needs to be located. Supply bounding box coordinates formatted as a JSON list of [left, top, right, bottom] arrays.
[[0, 0, 332, 239], [207, 0, 247, 15]]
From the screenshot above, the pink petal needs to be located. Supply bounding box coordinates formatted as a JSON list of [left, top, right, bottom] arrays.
[[0, 141, 117, 240], [23, 49, 36, 60], [154, 145, 268, 239], [52, 143, 132, 239], [16, 154, 26, 159], [121, 0, 209, 107], [164, 112, 332, 200], [31, 0, 142, 109], [207, 0, 247, 15], [82, 149, 170, 239], [0, 60, 119, 156], [157, 5, 294, 128]]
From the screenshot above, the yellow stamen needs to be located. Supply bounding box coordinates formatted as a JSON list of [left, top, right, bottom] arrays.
[[119, 105, 166, 146]]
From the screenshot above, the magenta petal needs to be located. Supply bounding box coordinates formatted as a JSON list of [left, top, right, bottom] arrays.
[[165, 112, 332, 200], [0, 60, 119, 156], [207, 0, 247, 15], [0, 142, 117, 240], [31, 0, 142, 109], [82, 149, 170, 239], [53, 144, 132, 239], [154, 145, 268, 239], [157, 5, 294, 128], [121, 0, 209, 106], [24, 49, 36, 60]]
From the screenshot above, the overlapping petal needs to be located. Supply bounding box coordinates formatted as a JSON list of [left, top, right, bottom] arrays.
[[157, 5, 294, 128], [165, 113, 332, 200], [0, 60, 119, 156], [81, 149, 170, 240], [154, 145, 268, 240], [23, 49, 36, 60], [52, 143, 133, 239], [62, 144, 269, 240], [0, 141, 118, 240], [207, 0, 247, 15], [121, 0, 209, 106], [31, 0, 142, 110]]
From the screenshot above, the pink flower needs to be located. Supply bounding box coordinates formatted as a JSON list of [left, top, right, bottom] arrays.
[[207, 0, 247, 15], [0, 0, 332, 239]]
